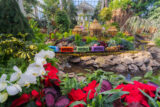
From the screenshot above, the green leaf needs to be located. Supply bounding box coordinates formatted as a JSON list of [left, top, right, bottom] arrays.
[[144, 71, 153, 78], [105, 91, 129, 103], [131, 76, 142, 81], [69, 101, 86, 107], [139, 89, 159, 107], [100, 89, 121, 95]]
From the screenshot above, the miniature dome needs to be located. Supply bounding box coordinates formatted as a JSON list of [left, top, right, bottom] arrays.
[[89, 19, 102, 31]]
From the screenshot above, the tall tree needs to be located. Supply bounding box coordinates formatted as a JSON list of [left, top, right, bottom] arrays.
[[62, 0, 77, 28], [0, 0, 33, 38]]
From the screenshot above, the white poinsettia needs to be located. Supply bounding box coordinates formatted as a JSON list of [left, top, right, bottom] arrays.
[[0, 92, 8, 103], [10, 66, 22, 82], [17, 74, 37, 87], [25, 63, 46, 77], [6, 84, 22, 96], [0, 74, 7, 92], [35, 50, 55, 59]]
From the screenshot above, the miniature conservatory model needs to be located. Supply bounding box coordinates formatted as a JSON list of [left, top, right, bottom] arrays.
[[77, 2, 94, 26]]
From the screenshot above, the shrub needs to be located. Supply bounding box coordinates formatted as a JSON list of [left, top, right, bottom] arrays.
[[99, 7, 112, 23], [54, 10, 70, 33], [0, 0, 33, 39]]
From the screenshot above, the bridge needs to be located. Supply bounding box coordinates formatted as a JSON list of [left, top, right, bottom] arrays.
[[55, 51, 139, 57]]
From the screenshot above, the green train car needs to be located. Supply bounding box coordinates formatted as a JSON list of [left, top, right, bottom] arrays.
[[76, 46, 90, 52]]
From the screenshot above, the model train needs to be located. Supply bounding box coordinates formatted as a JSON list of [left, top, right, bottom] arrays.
[[49, 45, 122, 53]]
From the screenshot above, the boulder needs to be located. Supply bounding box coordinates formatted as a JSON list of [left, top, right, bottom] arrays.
[[70, 57, 81, 63], [115, 64, 127, 73], [134, 57, 144, 67], [139, 64, 147, 72], [121, 56, 133, 65], [128, 64, 139, 73], [80, 56, 92, 61]]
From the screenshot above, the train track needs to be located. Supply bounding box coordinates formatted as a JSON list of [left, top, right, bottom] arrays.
[[55, 51, 139, 57]]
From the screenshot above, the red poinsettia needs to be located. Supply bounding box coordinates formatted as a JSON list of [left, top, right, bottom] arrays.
[[68, 80, 99, 107], [11, 94, 31, 107], [11, 90, 44, 107], [115, 81, 157, 107], [43, 63, 61, 87]]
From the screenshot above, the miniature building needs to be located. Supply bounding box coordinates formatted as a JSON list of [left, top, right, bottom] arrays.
[[89, 19, 102, 36], [107, 26, 118, 36], [72, 25, 83, 35]]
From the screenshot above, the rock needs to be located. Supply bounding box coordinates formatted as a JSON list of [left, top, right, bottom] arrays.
[[84, 60, 95, 66], [70, 57, 81, 63], [149, 47, 160, 62], [128, 64, 139, 73], [95, 57, 106, 67], [146, 66, 153, 72], [115, 64, 127, 73], [134, 57, 144, 67], [149, 60, 160, 67], [80, 56, 92, 61], [139, 64, 147, 72], [121, 56, 133, 65]]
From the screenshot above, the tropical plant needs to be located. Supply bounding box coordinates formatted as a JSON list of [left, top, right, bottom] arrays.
[[54, 10, 71, 33], [29, 19, 50, 51], [99, 7, 112, 23], [0, 33, 38, 70], [42, 0, 59, 20]]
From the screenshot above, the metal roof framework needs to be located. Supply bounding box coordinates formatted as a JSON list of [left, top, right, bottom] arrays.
[[73, 0, 100, 7]]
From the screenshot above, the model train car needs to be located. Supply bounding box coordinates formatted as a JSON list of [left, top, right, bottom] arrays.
[[49, 45, 121, 53]]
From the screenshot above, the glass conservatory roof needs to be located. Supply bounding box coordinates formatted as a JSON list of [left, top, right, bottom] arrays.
[[73, 0, 100, 7]]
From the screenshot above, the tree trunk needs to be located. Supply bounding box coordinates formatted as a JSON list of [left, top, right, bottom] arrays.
[[17, 0, 26, 16], [101, 0, 105, 10]]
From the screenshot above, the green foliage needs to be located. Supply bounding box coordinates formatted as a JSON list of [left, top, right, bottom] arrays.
[[140, 88, 160, 107], [155, 37, 160, 47], [42, 0, 59, 20], [60, 74, 87, 95], [62, 0, 77, 28], [29, 19, 50, 51], [143, 71, 160, 86], [54, 10, 71, 33], [109, 0, 132, 10], [23, 0, 38, 15], [0, 0, 33, 39], [0, 33, 37, 71], [99, 7, 112, 23], [74, 34, 85, 46], [86, 36, 98, 44], [131, 0, 159, 16]]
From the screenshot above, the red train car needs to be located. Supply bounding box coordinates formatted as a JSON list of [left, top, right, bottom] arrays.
[[60, 47, 74, 52]]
